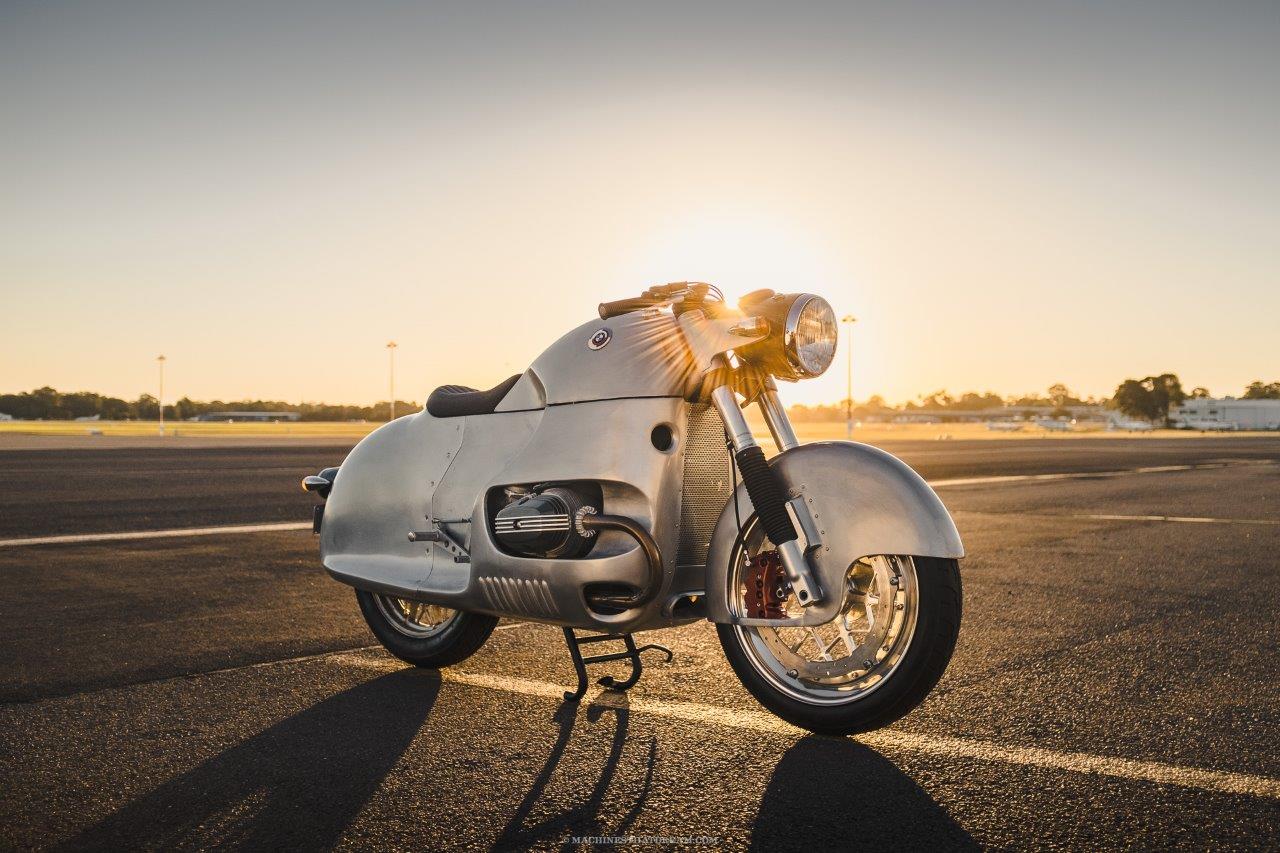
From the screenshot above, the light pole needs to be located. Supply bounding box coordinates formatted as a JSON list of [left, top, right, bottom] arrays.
[[841, 315, 857, 439], [386, 341, 397, 421], [156, 354, 166, 436]]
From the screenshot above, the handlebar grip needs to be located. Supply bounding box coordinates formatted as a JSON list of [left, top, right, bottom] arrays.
[[598, 297, 658, 319]]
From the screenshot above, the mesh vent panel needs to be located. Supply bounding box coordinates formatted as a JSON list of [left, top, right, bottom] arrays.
[[677, 403, 733, 568]]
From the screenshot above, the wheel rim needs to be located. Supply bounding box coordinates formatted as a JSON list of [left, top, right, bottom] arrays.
[[372, 594, 460, 639], [728, 516, 920, 706]]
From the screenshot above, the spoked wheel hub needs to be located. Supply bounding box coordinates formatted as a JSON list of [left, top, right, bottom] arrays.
[[372, 594, 460, 639], [731, 521, 920, 705]]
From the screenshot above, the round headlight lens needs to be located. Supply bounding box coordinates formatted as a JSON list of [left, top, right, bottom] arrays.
[[785, 296, 838, 377]]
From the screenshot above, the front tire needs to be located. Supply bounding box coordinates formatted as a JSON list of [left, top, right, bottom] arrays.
[[718, 539, 961, 735], [356, 589, 498, 668]]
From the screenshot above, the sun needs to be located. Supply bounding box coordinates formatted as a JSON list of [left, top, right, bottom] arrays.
[[623, 212, 842, 306]]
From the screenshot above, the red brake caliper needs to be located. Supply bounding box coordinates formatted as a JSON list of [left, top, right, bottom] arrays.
[[744, 549, 789, 619]]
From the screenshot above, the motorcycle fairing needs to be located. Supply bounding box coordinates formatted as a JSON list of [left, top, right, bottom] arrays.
[[320, 412, 473, 597], [320, 304, 767, 632], [703, 441, 965, 626], [321, 395, 717, 633], [520, 309, 697, 405], [491, 306, 767, 410]]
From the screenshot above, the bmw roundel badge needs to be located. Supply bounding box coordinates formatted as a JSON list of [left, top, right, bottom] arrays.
[[587, 328, 612, 350]]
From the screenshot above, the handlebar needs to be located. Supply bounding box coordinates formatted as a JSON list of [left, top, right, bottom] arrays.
[[598, 282, 720, 320], [598, 296, 660, 319]]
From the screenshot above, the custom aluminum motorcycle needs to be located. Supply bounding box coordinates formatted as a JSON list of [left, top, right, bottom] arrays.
[[305, 283, 963, 734]]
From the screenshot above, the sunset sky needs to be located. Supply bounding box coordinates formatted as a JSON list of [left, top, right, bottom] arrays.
[[2, 1, 1276, 408]]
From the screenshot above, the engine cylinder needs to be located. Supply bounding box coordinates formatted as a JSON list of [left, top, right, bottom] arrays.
[[492, 486, 595, 558]]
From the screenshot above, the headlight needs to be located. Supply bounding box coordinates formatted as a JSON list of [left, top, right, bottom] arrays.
[[784, 295, 838, 377], [736, 292, 839, 381]]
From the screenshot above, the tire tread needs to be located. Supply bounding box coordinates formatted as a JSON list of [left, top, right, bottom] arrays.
[[356, 589, 498, 668]]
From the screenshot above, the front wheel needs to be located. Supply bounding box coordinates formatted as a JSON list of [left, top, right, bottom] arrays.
[[356, 589, 498, 668], [717, 521, 961, 734]]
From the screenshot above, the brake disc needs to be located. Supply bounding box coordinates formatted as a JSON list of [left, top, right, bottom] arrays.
[[756, 556, 908, 684]]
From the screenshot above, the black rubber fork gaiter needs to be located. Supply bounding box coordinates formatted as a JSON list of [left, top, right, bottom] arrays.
[[734, 446, 797, 545]]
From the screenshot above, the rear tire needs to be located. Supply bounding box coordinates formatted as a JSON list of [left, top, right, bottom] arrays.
[[718, 556, 961, 735], [356, 589, 498, 668]]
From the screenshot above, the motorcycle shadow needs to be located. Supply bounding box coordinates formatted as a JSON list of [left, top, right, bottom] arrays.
[[52, 668, 441, 851], [51, 670, 975, 850], [751, 735, 978, 851], [493, 693, 657, 850], [493, 694, 976, 852]]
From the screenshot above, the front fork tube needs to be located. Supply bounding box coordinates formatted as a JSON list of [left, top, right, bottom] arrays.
[[710, 378, 823, 606], [757, 378, 799, 452]]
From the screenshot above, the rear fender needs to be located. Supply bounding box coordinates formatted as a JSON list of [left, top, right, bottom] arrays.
[[704, 441, 964, 626]]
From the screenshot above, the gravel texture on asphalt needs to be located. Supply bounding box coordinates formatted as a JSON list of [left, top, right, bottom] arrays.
[[1, 439, 1277, 849]]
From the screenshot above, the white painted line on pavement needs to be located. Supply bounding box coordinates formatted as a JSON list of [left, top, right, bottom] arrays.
[[0, 521, 312, 548], [930, 459, 1273, 489], [930, 466, 1198, 488], [4, 460, 1271, 548], [328, 652, 1280, 800], [365, 661, 1278, 801], [27, 642, 1275, 800], [1074, 513, 1277, 526], [958, 511, 1280, 526]]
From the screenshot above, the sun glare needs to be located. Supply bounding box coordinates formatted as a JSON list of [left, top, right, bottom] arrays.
[[625, 213, 844, 307], [616, 212, 864, 405]]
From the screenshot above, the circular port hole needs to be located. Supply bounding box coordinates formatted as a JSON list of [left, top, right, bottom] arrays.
[[650, 423, 676, 453]]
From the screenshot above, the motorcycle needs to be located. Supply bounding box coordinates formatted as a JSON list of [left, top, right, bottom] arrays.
[[304, 283, 963, 734]]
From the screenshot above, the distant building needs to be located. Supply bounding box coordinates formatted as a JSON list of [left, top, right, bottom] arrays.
[[195, 411, 301, 423], [1106, 411, 1156, 431], [0, 412, 12, 421], [899, 405, 1106, 424], [1173, 398, 1280, 431]]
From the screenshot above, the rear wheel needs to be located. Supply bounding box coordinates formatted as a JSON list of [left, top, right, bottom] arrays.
[[356, 589, 498, 668], [716, 515, 961, 734]]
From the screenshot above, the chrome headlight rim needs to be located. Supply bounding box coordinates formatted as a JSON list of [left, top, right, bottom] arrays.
[[782, 294, 837, 378]]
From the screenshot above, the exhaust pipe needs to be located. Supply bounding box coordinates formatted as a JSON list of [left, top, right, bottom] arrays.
[[577, 513, 663, 610]]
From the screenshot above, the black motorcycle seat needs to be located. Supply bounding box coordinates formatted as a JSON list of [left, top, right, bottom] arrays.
[[426, 374, 522, 418]]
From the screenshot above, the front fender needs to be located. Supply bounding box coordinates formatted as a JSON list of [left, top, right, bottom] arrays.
[[704, 441, 964, 625]]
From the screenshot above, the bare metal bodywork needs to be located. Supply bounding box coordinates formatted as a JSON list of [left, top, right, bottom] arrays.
[[318, 300, 963, 634], [322, 396, 719, 633], [703, 441, 963, 626]]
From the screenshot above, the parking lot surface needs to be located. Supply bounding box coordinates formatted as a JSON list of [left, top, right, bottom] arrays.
[[1, 437, 1277, 849]]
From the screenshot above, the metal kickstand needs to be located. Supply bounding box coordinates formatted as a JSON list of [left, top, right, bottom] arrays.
[[561, 628, 674, 702]]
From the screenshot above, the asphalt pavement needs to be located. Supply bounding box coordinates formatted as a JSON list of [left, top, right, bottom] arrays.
[[1, 437, 1278, 850], [5, 435, 1277, 538]]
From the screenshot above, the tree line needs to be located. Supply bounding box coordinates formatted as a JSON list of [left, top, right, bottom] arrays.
[[1110, 376, 1280, 425], [791, 383, 1095, 422], [0, 387, 417, 422], [2, 379, 1275, 423]]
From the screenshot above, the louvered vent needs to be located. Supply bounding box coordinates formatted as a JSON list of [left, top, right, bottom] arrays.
[[676, 403, 733, 568], [477, 576, 560, 619]]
